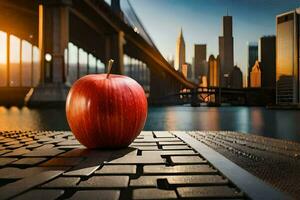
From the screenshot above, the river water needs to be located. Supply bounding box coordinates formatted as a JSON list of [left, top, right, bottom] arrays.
[[0, 106, 300, 142]]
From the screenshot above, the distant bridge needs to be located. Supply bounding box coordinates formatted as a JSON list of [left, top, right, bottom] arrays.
[[0, 0, 197, 106], [157, 87, 275, 106]]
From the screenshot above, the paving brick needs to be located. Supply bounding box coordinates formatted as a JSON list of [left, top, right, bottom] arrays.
[[134, 138, 181, 143], [177, 186, 243, 198], [14, 189, 64, 200], [0, 170, 64, 200], [40, 157, 83, 167], [37, 137, 53, 143], [0, 157, 18, 166], [130, 176, 168, 187], [130, 146, 159, 151], [57, 145, 84, 149], [63, 157, 102, 176], [130, 175, 227, 187], [24, 140, 37, 145], [133, 188, 177, 199], [3, 148, 31, 156], [66, 136, 76, 140], [140, 131, 153, 136], [95, 165, 136, 174], [133, 139, 157, 143], [171, 156, 207, 164], [143, 135, 156, 139], [57, 140, 81, 146], [25, 143, 42, 149], [12, 157, 47, 165], [4, 140, 20, 145], [19, 138, 33, 143], [153, 131, 175, 138], [0, 138, 15, 143], [64, 165, 100, 177], [108, 154, 165, 164], [34, 144, 55, 150], [155, 138, 181, 142], [59, 149, 112, 158], [162, 145, 191, 150], [143, 165, 217, 174], [0, 167, 46, 179], [42, 177, 80, 188], [7, 143, 24, 149], [44, 138, 66, 144], [159, 141, 185, 145], [69, 190, 120, 200], [58, 149, 90, 157], [144, 150, 198, 156], [131, 142, 157, 146], [79, 176, 129, 188], [109, 148, 139, 157], [23, 148, 64, 157], [167, 175, 228, 185], [0, 150, 11, 156]]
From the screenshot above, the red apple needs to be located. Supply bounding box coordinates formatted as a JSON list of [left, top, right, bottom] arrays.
[[66, 71, 147, 149]]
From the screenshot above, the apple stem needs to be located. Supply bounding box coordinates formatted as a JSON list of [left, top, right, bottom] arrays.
[[106, 59, 114, 79]]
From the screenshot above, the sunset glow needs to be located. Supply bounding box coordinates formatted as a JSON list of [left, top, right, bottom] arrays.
[[9, 35, 20, 86], [0, 31, 6, 65]]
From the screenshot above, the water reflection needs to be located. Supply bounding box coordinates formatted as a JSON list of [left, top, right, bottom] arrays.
[[0, 106, 68, 131], [144, 106, 300, 142], [251, 108, 263, 135], [0, 106, 300, 142], [195, 107, 220, 130]]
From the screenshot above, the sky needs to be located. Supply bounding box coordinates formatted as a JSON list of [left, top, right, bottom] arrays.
[[106, 0, 300, 76]]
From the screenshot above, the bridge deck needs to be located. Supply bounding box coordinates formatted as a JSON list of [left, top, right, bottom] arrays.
[[0, 131, 290, 200]]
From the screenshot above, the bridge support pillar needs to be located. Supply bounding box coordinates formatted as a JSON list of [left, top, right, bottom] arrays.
[[215, 88, 221, 106], [105, 31, 124, 75], [191, 88, 200, 107], [111, 0, 123, 19], [29, 0, 71, 106]]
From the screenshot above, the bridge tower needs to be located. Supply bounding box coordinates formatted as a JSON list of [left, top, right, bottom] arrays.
[[107, 31, 125, 75], [111, 0, 123, 18], [29, 0, 71, 105], [109, 0, 124, 75]]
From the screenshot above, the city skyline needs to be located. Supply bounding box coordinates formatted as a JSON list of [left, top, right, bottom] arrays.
[[124, 0, 300, 79]]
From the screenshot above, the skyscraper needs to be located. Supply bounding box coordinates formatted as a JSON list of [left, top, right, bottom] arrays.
[[181, 63, 188, 79], [181, 63, 192, 80], [219, 15, 234, 87], [250, 61, 261, 88], [194, 44, 207, 81], [208, 55, 219, 87], [175, 28, 185, 71], [276, 8, 300, 104], [247, 43, 258, 87], [259, 36, 276, 89], [229, 66, 243, 89]]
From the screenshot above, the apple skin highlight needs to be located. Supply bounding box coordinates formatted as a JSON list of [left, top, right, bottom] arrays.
[[66, 74, 148, 149]]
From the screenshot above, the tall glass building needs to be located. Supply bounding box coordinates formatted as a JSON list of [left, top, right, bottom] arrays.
[[276, 8, 300, 104], [259, 36, 276, 89]]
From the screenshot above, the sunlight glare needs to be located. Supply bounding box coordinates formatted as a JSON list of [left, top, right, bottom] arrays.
[[0, 31, 7, 65]]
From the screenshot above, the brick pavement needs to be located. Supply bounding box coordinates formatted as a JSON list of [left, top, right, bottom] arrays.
[[0, 131, 247, 200]]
